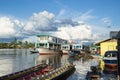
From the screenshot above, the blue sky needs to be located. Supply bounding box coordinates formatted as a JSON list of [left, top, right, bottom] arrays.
[[0, 0, 120, 43]]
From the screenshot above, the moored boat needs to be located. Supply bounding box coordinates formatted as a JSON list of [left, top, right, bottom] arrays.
[[103, 50, 118, 68], [32, 64, 76, 80], [102, 51, 118, 75], [86, 66, 102, 80], [0, 64, 48, 80], [30, 49, 39, 54], [35, 34, 67, 56], [61, 43, 86, 55], [61, 44, 71, 55]]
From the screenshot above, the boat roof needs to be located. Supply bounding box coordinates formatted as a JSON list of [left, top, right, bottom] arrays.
[[36, 34, 49, 37], [36, 34, 68, 41], [105, 50, 118, 55]]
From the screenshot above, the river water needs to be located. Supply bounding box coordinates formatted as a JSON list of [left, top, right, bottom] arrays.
[[0, 49, 118, 80]]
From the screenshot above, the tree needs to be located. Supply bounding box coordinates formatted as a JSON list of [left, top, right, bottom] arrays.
[[12, 37, 17, 48]]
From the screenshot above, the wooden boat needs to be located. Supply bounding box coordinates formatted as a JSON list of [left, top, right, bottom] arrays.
[[0, 63, 75, 80], [86, 66, 102, 80], [32, 64, 76, 80], [0, 64, 48, 80], [51, 65, 76, 80]]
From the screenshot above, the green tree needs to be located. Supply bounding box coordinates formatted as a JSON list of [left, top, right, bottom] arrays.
[[12, 37, 17, 48], [24, 41, 28, 48]]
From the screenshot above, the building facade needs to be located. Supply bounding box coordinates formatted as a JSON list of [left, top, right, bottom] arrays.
[[96, 38, 117, 56]]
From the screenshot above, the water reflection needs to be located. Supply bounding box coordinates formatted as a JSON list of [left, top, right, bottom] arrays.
[[67, 55, 118, 80], [61, 55, 69, 65], [0, 49, 118, 79], [0, 49, 38, 76], [35, 54, 62, 69]]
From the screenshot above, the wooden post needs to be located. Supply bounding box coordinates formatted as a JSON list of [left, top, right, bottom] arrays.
[[117, 31, 120, 80]]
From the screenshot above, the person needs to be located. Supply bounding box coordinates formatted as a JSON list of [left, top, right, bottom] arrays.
[[96, 49, 100, 55]]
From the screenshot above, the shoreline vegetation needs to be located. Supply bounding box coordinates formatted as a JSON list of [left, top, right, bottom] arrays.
[[0, 38, 35, 49]]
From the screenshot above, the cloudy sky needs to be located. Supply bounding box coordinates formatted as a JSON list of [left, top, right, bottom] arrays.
[[0, 0, 120, 43]]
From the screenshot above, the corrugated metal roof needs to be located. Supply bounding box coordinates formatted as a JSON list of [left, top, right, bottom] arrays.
[[95, 38, 113, 45]]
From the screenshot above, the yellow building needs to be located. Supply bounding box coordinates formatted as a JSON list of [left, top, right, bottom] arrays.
[[96, 38, 117, 56]]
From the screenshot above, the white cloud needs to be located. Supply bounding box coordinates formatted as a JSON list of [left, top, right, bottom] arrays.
[[0, 16, 21, 38], [55, 23, 92, 40], [22, 36, 37, 43], [101, 17, 111, 26], [78, 10, 96, 22], [57, 9, 66, 18], [24, 11, 56, 33], [0, 10, 114, 43], [0, 17, 15, 38]]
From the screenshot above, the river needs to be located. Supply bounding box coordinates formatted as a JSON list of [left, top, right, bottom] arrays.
[[0, 49, 118, 80]]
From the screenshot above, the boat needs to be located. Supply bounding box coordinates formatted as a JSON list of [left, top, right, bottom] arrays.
[[61, 43, 85, 55], [30, 49, 39, 54], [103, 50, 118, 68], [86, 66, 102, 80], [50, 64, 76, 80], [30, 50, 39, 54], [68, 49, 81, 57], [35, 34, 68, 56], [0, 64, 48, 80], [32, 64, 76, 80], [61, 44, 71, 55], [0, 63, 75, 80]]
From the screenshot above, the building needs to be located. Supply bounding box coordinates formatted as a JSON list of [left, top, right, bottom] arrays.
[[35, 34, 68, 49], [110, 31, 118, 39], [96, 38, 117, 56]]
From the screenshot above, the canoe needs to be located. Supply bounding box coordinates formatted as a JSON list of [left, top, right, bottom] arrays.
[[0, 64, 48, 80]]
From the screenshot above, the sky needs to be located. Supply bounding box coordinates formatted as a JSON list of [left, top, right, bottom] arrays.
[[0, 0, 120, 43]]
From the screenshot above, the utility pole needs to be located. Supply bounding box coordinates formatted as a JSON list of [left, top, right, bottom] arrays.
[[117, 31, 120, 80]]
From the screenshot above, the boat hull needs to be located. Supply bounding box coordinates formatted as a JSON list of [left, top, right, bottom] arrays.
[[105, 63, 117, 68], [62, 50, 68, 55], [103, 59, 117, 64], [103, 58, 117, 68], [51, 65, 76, 80], [37, 48, 63, 56]]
